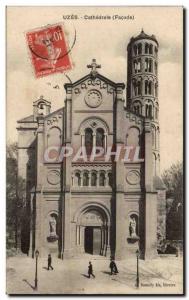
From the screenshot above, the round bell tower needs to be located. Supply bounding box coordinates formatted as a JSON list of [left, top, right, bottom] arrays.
[[127, 29, 160, 175]]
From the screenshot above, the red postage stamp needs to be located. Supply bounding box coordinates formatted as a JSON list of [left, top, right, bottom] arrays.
[[26, 24, 72, 77]]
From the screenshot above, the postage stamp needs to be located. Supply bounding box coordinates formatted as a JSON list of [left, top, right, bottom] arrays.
[[26, 24, 72, 77]]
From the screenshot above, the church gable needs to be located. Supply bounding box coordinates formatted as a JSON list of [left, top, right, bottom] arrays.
[[65, 59, 124, 113], [70, 74, 116, 112]]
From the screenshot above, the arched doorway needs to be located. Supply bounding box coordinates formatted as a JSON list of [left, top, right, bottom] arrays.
[[75, 204, 110, 256]]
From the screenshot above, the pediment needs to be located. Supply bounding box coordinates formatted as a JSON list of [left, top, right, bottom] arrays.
[[64, 73, 125, 91]]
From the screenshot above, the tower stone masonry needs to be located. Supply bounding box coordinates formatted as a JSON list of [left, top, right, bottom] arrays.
[[17, 30, 166, 260]]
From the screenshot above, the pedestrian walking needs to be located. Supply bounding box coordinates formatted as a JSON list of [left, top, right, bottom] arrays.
[[48, 254, 54, 270], [88, 261, 95, 278], [109, 259, 119, 275]]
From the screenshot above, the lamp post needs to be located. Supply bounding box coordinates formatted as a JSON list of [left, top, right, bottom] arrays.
[[34, 250, 39, 290], [136, 249, 140, 288]]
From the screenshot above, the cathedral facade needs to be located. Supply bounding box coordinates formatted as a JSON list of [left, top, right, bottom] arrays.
[[17, 30, 166, 260]]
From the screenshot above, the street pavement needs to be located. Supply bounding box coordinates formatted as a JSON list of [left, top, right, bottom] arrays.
[[6, 254, 183, 295]]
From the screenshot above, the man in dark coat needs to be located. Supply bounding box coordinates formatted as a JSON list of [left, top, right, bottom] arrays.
[[88, 261, 95, 278], [48, 254, 54, 270], [109, 259, 119, 275]]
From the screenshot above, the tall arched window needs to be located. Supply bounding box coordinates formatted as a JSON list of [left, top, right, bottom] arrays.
[[146, 104, 153, 118], [145, 43, 149, 54], [145, 80, 148, 94], [136, 81, 142, 95], [126, 127, 140, 147], [149, 81, 152, 95], [138, 43, 142, 54], [133, 101, 142, 115], [91, 172, 97, 186], [83, 172, 89, 186], [149, 44, 153, 54], [85, 128, 93, 155], [96, 128, 105, 148], [145, 81, 153, 95], [75, 172, 81, 186], [99, 172, 105, 186], [133, 44, 137, 56]]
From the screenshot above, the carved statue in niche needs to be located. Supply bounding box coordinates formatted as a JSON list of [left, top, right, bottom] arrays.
[[49, 215, 57, 236], [47, 214, 58, 242], [129, 216, 137, 238]]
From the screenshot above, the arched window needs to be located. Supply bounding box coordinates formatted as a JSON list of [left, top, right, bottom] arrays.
[[91, 172, 97, 186], [85, 128, 93, 155], [99, 172, 105, 186], [136, 81, 141, 95], [155, 46, 158, 57], [47, 127, 61, 150], [145, 81, 153, 95], [96, 128, 105, 148], [133, 101, 142, 115], [145, 43, 149, 54], [145, 80, 148, 94], [133, 59, 141, 73], [83, 172, 89, 186], [145, 59, 153, 72], [149, 59, 153, 72], [138, 43, 142, 54], [126, 127, 140, 147], [75, 172, 81, 186], [149, 44, 153, 54], [146, 104, 153, 118], [133, 45, 137, 56], [149, 81, 152, 95], [108, 173, 113, 187], [38, 101, 46, 115]]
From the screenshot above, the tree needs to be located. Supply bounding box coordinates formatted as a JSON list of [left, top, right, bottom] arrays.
[[6, 142, 25, 250], [162, 162, 183, 240]]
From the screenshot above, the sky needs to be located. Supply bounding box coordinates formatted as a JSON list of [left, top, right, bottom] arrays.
[[6, 6, 183, 173]]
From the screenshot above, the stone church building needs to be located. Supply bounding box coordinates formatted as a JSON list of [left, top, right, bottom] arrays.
[[17, 30, 166, 260]]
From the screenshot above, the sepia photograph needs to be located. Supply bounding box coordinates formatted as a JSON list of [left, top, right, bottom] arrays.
[[6, 6, 184, 295]]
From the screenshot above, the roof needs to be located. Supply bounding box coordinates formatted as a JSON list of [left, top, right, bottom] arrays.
[[64, 72, 125, 90], [153, 176, 166, 190], [128, 29, 158, 46], [44, 107, 64, 120], [17, 115, 36, 123]]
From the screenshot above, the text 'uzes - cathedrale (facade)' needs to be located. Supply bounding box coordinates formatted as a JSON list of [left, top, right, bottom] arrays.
[[17, 30, 166, 260]]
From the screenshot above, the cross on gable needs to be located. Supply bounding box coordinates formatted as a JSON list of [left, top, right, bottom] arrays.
[[87, 59, 101, 74]]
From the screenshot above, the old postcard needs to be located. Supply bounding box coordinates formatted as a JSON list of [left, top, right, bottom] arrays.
[[6, 6, 184, 295]]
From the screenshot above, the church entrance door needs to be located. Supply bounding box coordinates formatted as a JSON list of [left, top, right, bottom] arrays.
[[76, 206, 110, 256], [84, 226, 101, 255]]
